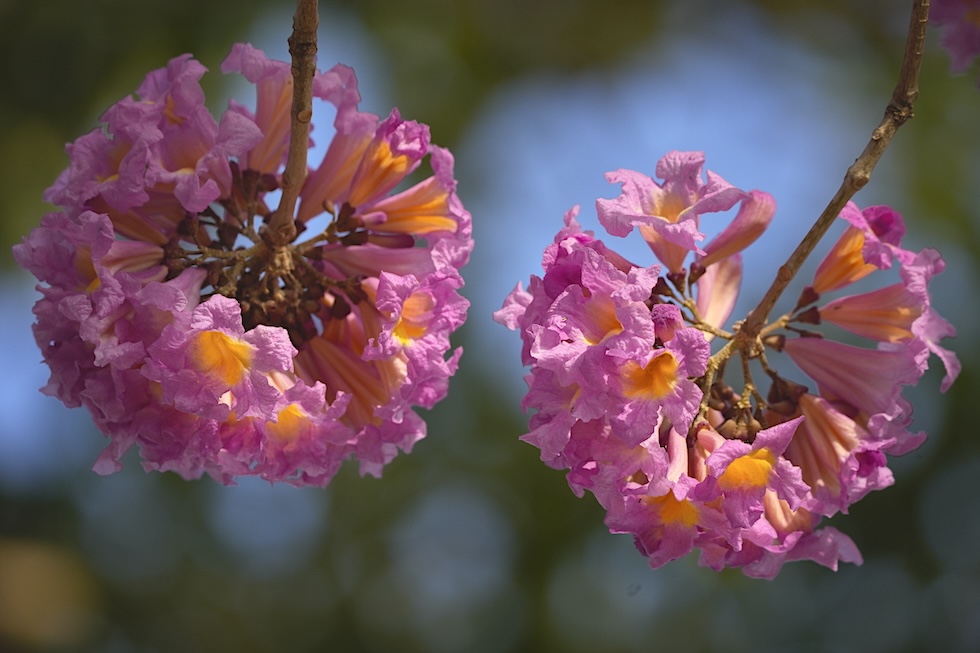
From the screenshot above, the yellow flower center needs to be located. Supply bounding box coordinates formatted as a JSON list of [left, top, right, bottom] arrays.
[[654, 191, 688, 224], [622, 352, 678, 400], [393, 291, 435, 344], [718, 448, 776, 491], [163, 95, 186, 126], [265, 403, 307, 444], [189, 330, 254, 387], [581, 294, 623, 345], [73, 246, 100, 292], [644, 492, 700, 527]]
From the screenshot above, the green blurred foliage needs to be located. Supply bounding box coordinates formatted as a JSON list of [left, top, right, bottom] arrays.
[[1, 1, 978, 652]]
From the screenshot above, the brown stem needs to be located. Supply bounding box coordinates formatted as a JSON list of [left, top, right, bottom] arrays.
[[267, 0, 319, 247], [695, 0, 928, 428], [740, 0, 929, 338]]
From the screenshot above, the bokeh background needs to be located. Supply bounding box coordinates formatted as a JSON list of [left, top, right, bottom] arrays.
[[1, 0, 978, 651]]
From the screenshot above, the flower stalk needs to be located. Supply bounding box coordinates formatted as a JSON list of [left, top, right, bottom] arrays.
[[695, 0, 932, 410], [267, 0, 319, 247], [741, 0, 929, 339]]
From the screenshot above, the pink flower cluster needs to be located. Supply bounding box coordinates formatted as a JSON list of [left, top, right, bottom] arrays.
[[496, 151, 958, 578], [15, 44, 472, 486], [932, 0, 980, 87]]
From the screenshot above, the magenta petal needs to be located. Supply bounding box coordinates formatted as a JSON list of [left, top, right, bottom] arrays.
[[932, 0, 980, 74], [783, 337, 926, 417], [700, 190, 775, 267], [596, 169, 660, 237], [596, 151, 747, 273], [695, 254, 741, 337]]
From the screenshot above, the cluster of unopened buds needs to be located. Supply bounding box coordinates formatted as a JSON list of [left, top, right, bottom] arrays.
[[14, 44, 472, 486], [495, 151, 959, 578]]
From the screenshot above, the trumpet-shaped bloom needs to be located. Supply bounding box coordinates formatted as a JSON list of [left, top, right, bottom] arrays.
[[783, 337, 924, 421], [810, 203, 916, 294], [16, 44, 472, 486], [698, 190, 776, 268], [142, 295, 297, 421], [697, 417, 809, 528], [596, 151, 747, 273], [772, 394, 894, 517], [701, 492, 863, 579], [694, 254, 741, 338]]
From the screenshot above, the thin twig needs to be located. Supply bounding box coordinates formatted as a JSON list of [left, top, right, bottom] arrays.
[[267, 0, 319, 247], [695, 0, 929, 426], [740, 0, 929, 338], [294, 254, 345, 290]]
